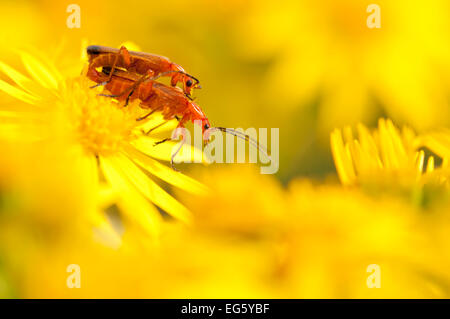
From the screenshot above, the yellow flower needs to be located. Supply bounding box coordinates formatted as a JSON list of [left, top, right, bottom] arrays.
[[285, 180, 450, 298], [170, 168, 449, 298], [233, 0, 450, 133], [330, 118, 450, 209], [331, 118, 431, 185], [178, 166, 286, 237], [0, 49, 208, 238], [420, 129, 450, 165], [2, 165, 447, 298]]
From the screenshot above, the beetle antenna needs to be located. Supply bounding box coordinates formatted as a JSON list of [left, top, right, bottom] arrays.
[[210, 127, 271, 161]]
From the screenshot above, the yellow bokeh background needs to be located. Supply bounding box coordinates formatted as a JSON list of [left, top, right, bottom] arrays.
[[1, 0, 450, 298]]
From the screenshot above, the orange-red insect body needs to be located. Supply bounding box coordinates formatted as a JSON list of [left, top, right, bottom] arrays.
[[87, 66, 211, 136], [87, 45, 200, 96]]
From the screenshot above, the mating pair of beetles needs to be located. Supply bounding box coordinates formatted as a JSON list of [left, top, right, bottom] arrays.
[[86, 45, 263, 168]]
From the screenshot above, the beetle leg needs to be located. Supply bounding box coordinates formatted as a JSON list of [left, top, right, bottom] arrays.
[[90, 81, 108, 89], [153, 137, 171, 146], [136, 105, 162, 121], [143, 121, 168, 135], [105, 46, 131, 83]]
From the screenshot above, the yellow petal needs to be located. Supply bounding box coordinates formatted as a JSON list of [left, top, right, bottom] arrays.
[[100, 156, 162, 237], [357, 123, 382, 169], [124, 145, 209, 195], [426, 156, 435, 173], [415, 150, 425, 174], [0, 61, 38, 95], [0, 79, 37, 104], [378, 119, 397, 170], [386, 119, 408, 163], [330, 129, 356, 185], [20, 51, 58, 90], [420, 132, 450, 159], [110, 154, 192, 224]]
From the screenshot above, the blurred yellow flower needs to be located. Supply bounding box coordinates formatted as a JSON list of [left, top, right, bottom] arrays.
[[420, 129, 450, 164], [3, 162, 449, 299], [331, 118, 424, 185], [284, 180, 446, 298], [179, 166, 286, 237], [331, 118, 450, 209], [173, 168, 449, 298], [0, 49, 208, 238], [233, 0, 450, 133]]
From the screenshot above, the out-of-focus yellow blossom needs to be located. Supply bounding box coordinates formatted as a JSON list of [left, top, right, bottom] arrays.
[[0, 49, 208, 238], [331, 118, 450, 193], [180, 166, 286, 237], [21, 167, 448, 298], [331, 119, 424, 185], [233, 0, 450, 134], [420, 129, 450, 165], [330, 118, 450, 213], [178, 168, 449, 298], [286, 180, 450, 298], [0, 137, 112, 298]]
